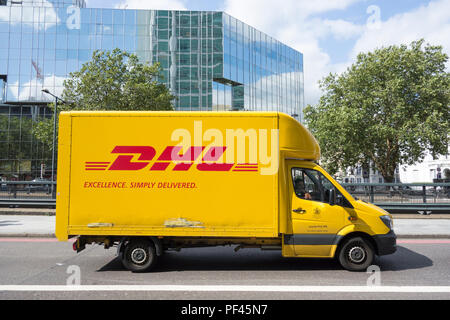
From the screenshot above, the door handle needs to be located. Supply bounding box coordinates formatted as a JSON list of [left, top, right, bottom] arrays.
[[293, 208, 306, 214]]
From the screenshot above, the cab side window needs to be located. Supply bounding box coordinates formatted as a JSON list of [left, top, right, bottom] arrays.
[[292, 169, 315, 201], [291, 168, 347, 206]]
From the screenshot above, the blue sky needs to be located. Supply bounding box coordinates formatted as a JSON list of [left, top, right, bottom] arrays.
[[85, 0, 450, 105]]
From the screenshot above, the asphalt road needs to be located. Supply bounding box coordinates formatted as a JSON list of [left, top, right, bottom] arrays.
[[0, 239, 449, 300]]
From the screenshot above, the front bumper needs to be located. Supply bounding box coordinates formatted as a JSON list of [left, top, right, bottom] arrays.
[[373, 230, 397, 256]]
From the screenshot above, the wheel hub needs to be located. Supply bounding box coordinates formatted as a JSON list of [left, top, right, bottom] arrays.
[[348, 246, 366, 264], [131, 248, 147, 265]]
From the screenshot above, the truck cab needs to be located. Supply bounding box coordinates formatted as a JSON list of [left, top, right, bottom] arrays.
[[283, 160, 396, 271]]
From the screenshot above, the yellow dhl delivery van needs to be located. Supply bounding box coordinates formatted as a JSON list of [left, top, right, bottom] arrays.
[[56, 111, 396, 272]]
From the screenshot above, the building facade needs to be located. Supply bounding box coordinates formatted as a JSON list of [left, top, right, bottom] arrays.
[[0, 0, 304, 179], [337, 164, 401, 184], [399, 147, 450, 183]]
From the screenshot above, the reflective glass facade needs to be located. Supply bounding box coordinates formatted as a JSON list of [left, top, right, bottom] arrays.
[[0, 0, 304, 178], [0, 103, 53, 179]]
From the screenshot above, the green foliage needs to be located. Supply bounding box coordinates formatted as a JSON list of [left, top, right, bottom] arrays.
[[60, 49, 175, 112], [32, 117, 54, 150], [304, 39, 450, 182], [34, 49, 176, 148], [0, 115, 31, 160], [444, 168, 450, 179], [0, 115, 39, 176]]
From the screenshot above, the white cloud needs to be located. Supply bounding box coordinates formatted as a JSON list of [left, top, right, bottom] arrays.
[[0, 0, 60, 31], [222, 0, 450, 107], [322, 19, 365, 40], [8, 76, 66, 102], [222, 0, 361, 29], [351, 0, 450, 60], [222, 0, 365, 106], [115, 0, 187, 10]]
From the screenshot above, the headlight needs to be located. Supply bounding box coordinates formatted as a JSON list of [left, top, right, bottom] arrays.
[[380, 215, 393, 230]]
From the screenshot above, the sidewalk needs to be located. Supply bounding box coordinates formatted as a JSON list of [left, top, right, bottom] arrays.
[[0, 215, 55, 237], [0, 213, 450, 238], [0, 207, 55, 216]]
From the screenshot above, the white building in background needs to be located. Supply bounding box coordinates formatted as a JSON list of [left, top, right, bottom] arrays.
[[336, 146, 450, 184], [400, 147, 450, 183], [336, 164, 400, 184]]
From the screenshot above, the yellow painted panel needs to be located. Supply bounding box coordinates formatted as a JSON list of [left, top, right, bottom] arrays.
[[58, 112, 287, 239], [55, 114, 72, 241], [292, 245, 335, 257], [282, 244, 337, 258]]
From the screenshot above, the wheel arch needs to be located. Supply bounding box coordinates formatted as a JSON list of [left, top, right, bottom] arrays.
[[117, 236, 163, 257], [335, 231, 378, 257]]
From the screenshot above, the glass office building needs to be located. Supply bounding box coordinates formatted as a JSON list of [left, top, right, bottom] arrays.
[[0, 0, 304, 179]]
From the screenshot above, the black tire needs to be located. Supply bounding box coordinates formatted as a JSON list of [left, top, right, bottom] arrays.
[[121, 239, 157, 273], [338, 237, 374, 272]]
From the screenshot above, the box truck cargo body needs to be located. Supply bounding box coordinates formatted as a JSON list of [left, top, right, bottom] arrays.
[[56, 112, 396, 272]]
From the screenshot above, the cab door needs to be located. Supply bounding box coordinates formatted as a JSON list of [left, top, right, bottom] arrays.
[[286, 161, 347, 257]]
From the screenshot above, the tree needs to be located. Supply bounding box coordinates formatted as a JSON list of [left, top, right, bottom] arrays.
[[0, 115, 38, 178], [304, 39, 450, 182], [34, 49, 176, 148], [444, 168, 450, 180]]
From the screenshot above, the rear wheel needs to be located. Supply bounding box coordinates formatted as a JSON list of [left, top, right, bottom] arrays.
[[338, 237, 374, 272], [121, 239, 157, 273]]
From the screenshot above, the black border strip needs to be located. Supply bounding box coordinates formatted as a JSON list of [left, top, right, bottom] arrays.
[[284, 234, 342, 245]]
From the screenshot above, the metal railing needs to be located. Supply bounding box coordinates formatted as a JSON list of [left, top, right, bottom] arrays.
[[0, 181, 56, 207], [341, 183, 450, 214], [1, 181, 450, 213]]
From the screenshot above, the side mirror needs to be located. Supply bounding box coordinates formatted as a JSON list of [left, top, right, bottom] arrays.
[[336, 194, 344, 206], [329, 189, 336, 206]]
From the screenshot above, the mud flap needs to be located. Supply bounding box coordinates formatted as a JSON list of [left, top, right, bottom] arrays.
[[73, 237, 86, 253]]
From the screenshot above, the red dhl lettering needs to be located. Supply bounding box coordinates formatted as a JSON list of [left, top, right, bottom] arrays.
[[85, 146, 259, 172]]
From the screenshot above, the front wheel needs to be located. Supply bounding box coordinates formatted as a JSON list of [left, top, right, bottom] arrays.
[[338, 237, 374, 272], [121, 239, 157, 273]]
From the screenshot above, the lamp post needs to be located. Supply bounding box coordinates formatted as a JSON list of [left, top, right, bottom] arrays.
[[41, 89, 66, 198]]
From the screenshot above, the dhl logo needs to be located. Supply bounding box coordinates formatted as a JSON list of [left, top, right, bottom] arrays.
[[85, 146, 259, 172]]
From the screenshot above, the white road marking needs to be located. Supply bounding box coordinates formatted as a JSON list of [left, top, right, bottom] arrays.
[[1, 285, 450, 293]]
